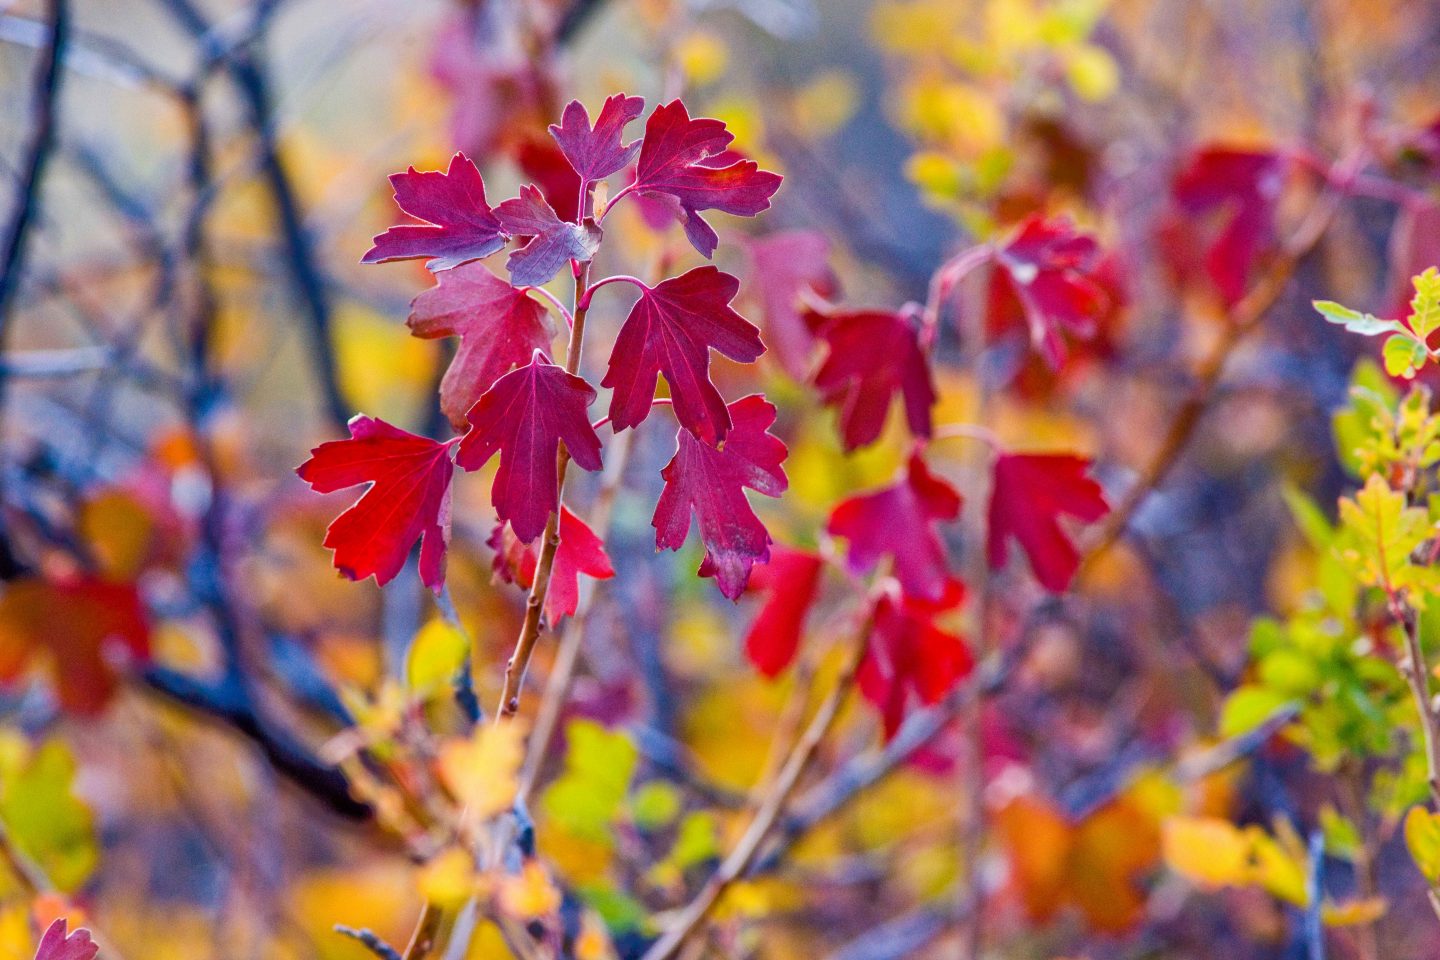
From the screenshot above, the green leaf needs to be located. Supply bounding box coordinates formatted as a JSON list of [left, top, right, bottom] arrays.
[[1281, 485, 1334, 549], [668, 811, 720, 870], [1336, 474, 1436, 600], [540, 720, 638, 844], [1315, 300, 1405, 337], [0, 736, 99, 892], [1410, 267, 1440, 340], [630, 780, 683, 831], [1383, 333, 1427, 379], [1220, 685, 1293, 737]]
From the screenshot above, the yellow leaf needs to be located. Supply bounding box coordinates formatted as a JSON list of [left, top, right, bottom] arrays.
[[417, 848, 479, 907], [498, 862, 561, 919], [406, 618, 469, 699], [1162, 817, 1250, 889], [1322, 897, 1388, 926], [674, 33, 728, 86], [1406, 806, 1440, 883], [439, 721, 526, 821]]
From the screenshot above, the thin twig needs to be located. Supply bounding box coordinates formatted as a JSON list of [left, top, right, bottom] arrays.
[[640, 601, 878, 960]]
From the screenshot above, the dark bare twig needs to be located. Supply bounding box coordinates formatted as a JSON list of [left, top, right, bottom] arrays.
[[335, 925, 404, 960], [0, 0, 69, 421]]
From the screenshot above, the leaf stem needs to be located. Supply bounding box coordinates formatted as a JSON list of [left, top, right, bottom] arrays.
[[638, 597, 878, 960], [523, 284, 574, 330], [578, 273, 647, 310]]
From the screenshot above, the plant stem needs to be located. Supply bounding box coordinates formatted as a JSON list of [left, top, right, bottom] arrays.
[[495, 260, 591, 721], [1398, 607, 1440, 808], [639, 602, 877, 960]]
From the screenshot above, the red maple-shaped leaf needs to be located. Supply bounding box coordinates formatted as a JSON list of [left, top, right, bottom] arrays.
[[297, 416, 457, 591], [631, 100, 782, 258], [515, 138, 582, 222], [813, 308, 936, 451], [550, 93, 646, 184], [407, 262, 556, 429], [742, 546, 823, 677], [1170, 147, 1286, 305], [495, 185, 602, 287], [602, 266, 764, 444], [827, 454, 960, 602], [362, 153, 508, 271], [489, 505, 615, 624], [992, 215, 1110, 370], [987, 452, 1108, 592], [0, 574, 150, 716], [457, 352, 603, 543], [742, 231, 838, 378], [859, 578, 971, 739], [653, 395, 788, 599], [34, 919, 98, 960]]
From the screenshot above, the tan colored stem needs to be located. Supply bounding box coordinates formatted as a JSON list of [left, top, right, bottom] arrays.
[[639, 605, 876, 960], [494, 263, 591, 722]]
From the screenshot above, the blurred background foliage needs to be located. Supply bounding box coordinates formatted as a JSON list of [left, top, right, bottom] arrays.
[[2, 0, 1440, 958]]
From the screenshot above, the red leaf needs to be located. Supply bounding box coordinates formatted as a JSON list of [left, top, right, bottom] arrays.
[[489, 505, 615, 624], [515, 138, 582, 223], [550, 94, 646, 183], [742, 546, 823, 677], [858, 578, 971, 739], [987, 452, 1108, 592], [653, 395, 788, 599], [602, 266, 764, 444], [992, 215, 1109, 369], [456, 352, 603, 543], [827, 454, 960, 602], [34, 920, 97, 960], [407, 262, 556, 429], [362, 153, 509, 272], [494, 185, 602, 287], [631, 100, 782, 257], [297, 416, 457, 591], [1171, 147, 1286, 305], [742, 231, 838, 378], [813, 309, 935, 451], [0, 574, 150, 716]]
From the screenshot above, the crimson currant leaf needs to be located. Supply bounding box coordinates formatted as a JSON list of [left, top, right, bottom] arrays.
[[743, 546, 823, 677], [631, 100, 782, 258], [407, 262, 556, 429], [362, 153, 508, 271], [992, 215, 1110, 369], [859, 578, 971, 739], [489, 505, 615, 624], [456, 352, 603, 543], [814, 308, 936, 451], [550, 93, 646, 183], [602, 266, 764, 444], [34, 920, 98, 960], [742, 230, 838, 378], [827, 454, 960, 601], [987, 452, 1108, 592], [297, 416, 456, 592], [495, 184, 603, 287], [1171, 147, 1286, 305], [653, 395, 788, 599]]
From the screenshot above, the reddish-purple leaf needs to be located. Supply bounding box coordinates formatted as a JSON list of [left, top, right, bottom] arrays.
[[742, 231, 838, 377], [34, 920, 97, 960], [813, 309, 935, 451], [602, 266, 764, 444], [489, 505, 615, 624], [362, 153, 508, 271], [1171, 147, 1286, 305], [515, 138, 583, 222], [297, 418, 454, 592], [992, 215, 1109, 369], [407, 262, 556, 429], [653, 395, 788, 599], [494, 184, 603, 287], [859, 578, 971, 739], [742, 546, 823, 677], [827, 454, 960, 601], [631, 100, 782, 257], [550, 94, 646, 183], [987, 452, 1108, 592], [456, 353, 603, 543]]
